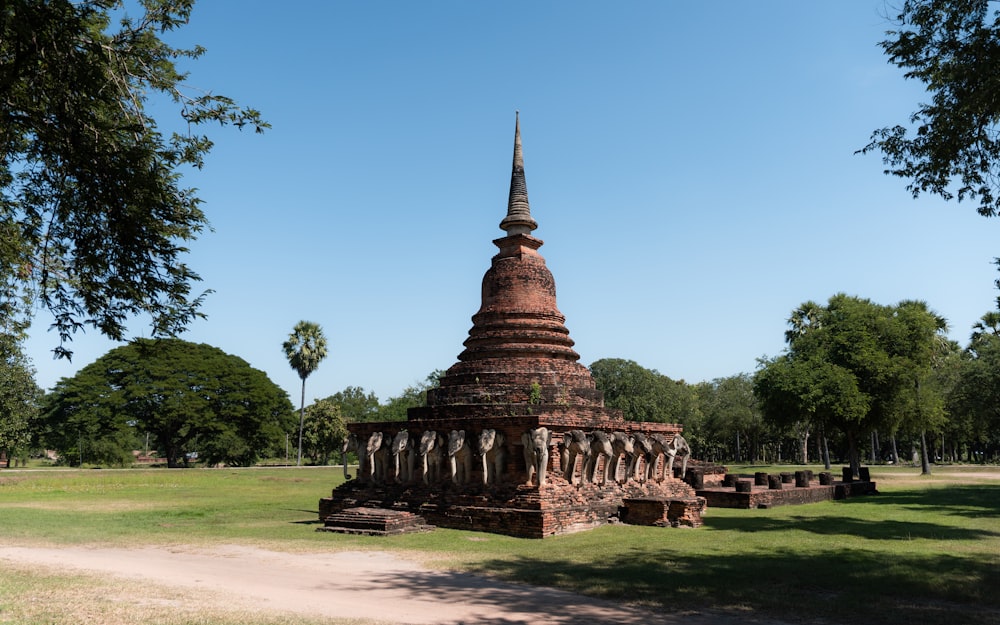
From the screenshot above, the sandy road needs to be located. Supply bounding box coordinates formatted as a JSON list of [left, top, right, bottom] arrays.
[[0, 544, 768, 625]]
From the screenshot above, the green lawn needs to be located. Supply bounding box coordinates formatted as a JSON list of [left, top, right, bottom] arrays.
[[1, 464, 998, 625]]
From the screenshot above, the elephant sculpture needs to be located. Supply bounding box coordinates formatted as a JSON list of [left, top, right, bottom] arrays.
[[416, 430, 445, 485], [666, 433, 691, 478], [477, 429, 507, 485], [389, 430, 415, 483], [586, 430, 614, 483], [648, 433, 671, 482], [561, 430, 592, 483], [341, 432, 359, 479], [448, 429, 473, 485], [628, 432, 654, 482], [522, 427, 552, 486], [372, 433, 390, 484], [610, 431, 634, 482], [360, 431, 384, 483]]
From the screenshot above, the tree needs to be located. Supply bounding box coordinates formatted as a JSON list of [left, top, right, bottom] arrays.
[[697, 374, 767, 463], [861, 0, 1000, 217], [283, 321, 328, 466], [301, 399, 346, 465], [947, 262, 1000, 463], [323, 386, 380, 423], [951, 323, 1000, 460], [376, 370, 442, 422], [1, 1, 267, 357], [589, 358, 698, 424], [0, 341, 41, 467], [755, 295, 949, 476], [43, 339, 294, 467]]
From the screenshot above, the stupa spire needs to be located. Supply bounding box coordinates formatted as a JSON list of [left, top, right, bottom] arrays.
[[499, 111, 538, 235]]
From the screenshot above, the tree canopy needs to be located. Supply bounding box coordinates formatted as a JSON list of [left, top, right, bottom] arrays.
[[1, 0, 267, 357], [861, 0, 1000, 216], [301, 398, 346, 465], [42, 339, 294, 467], [754, 294, 949, 475], [589, 358, 698, 424]]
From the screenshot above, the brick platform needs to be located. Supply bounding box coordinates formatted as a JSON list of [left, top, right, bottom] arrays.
[[317, 507, 435, 536], [697, 471, 878, 509]]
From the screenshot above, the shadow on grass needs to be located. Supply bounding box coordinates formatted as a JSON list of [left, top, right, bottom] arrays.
[[286, 508, 323, 525], [458, 547, 1000, 625], [848, 484, 1000, 517]]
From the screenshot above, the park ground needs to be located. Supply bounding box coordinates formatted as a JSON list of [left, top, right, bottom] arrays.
[[1, 465, 998, 625]]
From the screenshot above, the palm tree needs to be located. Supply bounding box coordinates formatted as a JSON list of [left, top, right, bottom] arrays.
[[283, 321, 328, 466]]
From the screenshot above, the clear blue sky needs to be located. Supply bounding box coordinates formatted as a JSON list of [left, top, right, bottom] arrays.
[[24, 1, 1000, 405]]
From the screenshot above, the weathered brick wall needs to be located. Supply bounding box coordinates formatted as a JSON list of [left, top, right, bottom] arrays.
[[321, 457, 702, 538]]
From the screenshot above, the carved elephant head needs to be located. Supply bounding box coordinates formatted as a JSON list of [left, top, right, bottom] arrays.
[[418, 430, 439, 456], [448, 429, 466, 457], [477, 429, 498, 456], [416, 430, 444, 485], [366, 431, 384, 454], [478, 429, 507, 485], [586, 430, 614, 483], [611, 431, 634, 455], [667, 433, 691, 477], [390, 430, 413, 483], [448, 429, 472, 484], [521, 427, 551, 486], [358, 431, 384, 483], [561, 430, 592, 482]]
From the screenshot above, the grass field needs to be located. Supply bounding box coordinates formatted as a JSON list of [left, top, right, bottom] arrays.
[[1, 464, 998, 625]]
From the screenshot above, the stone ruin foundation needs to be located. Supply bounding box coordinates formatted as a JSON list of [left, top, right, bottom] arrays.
[[696, 468, 878, 509], [318, 115, 706, 538]]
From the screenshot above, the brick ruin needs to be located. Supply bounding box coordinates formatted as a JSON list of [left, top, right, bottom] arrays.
[[318, 114, 706, 538]]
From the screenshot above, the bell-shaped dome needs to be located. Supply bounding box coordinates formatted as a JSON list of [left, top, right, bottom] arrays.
[[425, 114, 603, 408]]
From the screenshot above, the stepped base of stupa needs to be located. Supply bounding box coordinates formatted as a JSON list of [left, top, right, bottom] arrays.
[[319, 412, 706, 538]]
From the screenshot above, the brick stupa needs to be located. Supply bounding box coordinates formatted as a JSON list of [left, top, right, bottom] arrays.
[[319, 114, 705, 538]]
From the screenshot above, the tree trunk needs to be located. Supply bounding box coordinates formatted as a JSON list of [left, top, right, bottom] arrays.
[[297, 378, 306, 466], [735, 431, 741, 462], [847, 431, 861, 479], [821, 430, 831, 470], [920, 430, 932, 475], [890, 435, 899, 465]]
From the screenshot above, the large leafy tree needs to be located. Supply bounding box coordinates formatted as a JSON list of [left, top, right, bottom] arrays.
[[861, 0, 1000, 217], [301, 399, 346, 465], [754, 294, 949, 476], [43, 339, 294, 467], [589, 358, 698, 425], [1, 0, 267, 356], [283, 321, 328, 466]]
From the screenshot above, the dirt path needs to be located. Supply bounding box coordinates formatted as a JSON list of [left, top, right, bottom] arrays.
[[0, 544, 762, 625]]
